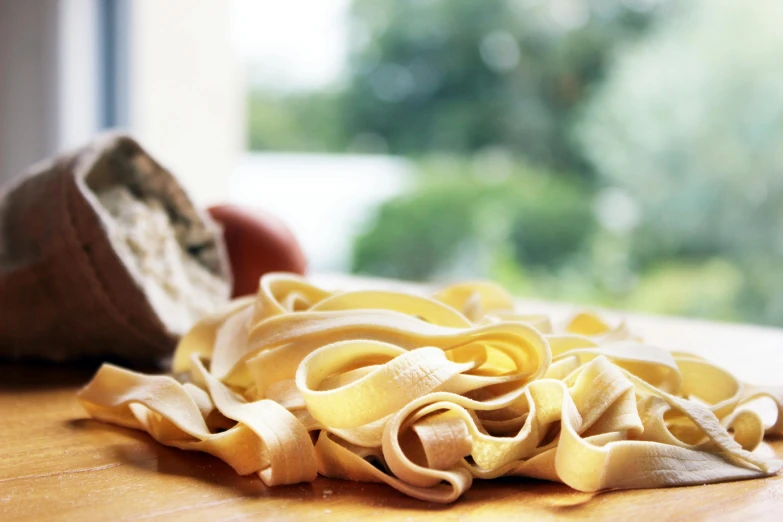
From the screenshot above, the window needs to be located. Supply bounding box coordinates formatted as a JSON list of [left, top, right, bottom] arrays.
[[4, 0, 782, 327]]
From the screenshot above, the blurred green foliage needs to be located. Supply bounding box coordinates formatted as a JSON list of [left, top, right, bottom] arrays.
[[575, 0, 783, 325], [351, 159, 595, 280], [248, 0, 659, 174], [247, 92, 345, 152], [247, 0, 783, 327], [337, 0, 655, 173]]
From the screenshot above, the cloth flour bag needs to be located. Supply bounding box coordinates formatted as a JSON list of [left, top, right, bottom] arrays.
[[0, 133, 232, 365]]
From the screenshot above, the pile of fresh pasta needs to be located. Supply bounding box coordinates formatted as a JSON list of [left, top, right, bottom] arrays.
[[79, 273, 783, 502]]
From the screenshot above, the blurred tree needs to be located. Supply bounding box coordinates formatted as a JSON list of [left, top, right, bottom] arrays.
[[351, 159, 596, 280], [350, 180, 476, 280], [248, 0, 666, 176], [576, 0, 783, 324], [246, 0, 783, 326], [339, 0, 662, 173], [247, 92, 346, 151]]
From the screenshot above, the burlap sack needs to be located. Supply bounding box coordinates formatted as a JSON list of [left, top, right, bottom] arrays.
[[0, 133, 232, 365]]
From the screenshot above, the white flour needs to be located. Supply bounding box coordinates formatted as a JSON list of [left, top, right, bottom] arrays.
[[99, 187, 229, 335]]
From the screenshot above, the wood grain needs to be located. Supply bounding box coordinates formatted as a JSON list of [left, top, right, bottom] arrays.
[[2, 305, 783, 521]]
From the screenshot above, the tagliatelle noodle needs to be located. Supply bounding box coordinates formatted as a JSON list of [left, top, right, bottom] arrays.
[[78, 273, 783, 503]]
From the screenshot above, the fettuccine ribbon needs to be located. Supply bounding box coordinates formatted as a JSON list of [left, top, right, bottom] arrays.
[[78, 273, 783, 502]]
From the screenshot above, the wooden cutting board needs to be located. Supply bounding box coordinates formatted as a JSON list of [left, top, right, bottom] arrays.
[[1, 278, 782, 521]]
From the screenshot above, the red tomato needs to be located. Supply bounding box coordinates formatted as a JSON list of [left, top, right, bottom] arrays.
[[207, 204, 307, 297]]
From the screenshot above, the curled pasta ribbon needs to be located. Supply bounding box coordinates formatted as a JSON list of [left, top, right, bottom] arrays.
[[78, 273, 783, 503]]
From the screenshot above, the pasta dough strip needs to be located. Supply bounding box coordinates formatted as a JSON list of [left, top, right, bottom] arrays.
[[78, 273, 783, 503]]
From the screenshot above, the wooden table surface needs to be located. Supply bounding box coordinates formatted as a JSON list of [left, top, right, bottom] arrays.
[[2, 291, 782, 521]]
